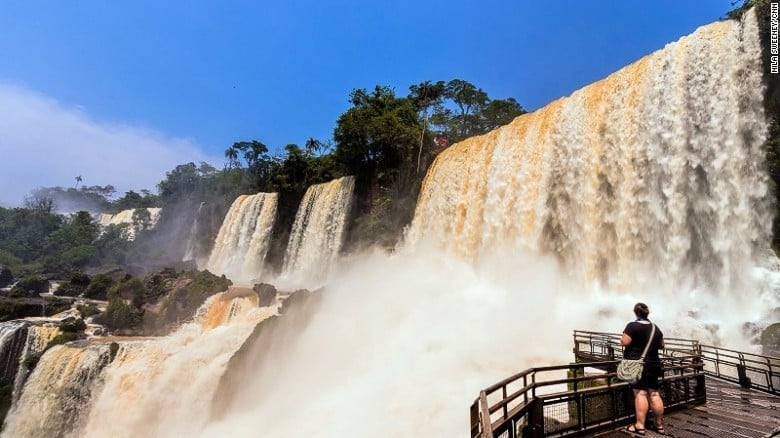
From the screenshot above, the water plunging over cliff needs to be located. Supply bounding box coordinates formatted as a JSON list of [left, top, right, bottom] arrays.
[[281, 176, 355, 288], [407, 12, 770, 295], [206, 193, 278, 283], [3, 10, 775, 438]]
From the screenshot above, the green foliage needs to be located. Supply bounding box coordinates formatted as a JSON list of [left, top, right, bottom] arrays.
[[54, 281, 85, 297], [103, 298, 137, 331], [8, 276, 48, 298], [45, 332, 79, 350], [110, 190, 158, 212], [183, 270, 231, 309], [108, 277, 148, 307], [59, 318, 87, 332], [0, 207, 62, 263], [77, 303, 100, 318], [84, 274, 115, 300]]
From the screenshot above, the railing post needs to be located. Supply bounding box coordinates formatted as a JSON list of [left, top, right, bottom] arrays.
[[479, 390, 493, 438], [528, 399, 545, 438], [736, 352, 751, 388]]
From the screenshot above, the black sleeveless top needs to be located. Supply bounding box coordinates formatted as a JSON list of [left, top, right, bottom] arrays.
[[623, 321, 664, 363]]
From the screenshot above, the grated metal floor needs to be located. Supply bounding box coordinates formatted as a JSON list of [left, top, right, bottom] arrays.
[[595, 378, 780, 438]]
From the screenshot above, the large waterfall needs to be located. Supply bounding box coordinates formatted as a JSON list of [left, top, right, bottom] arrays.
[[2, 10, 776, 438], [205, 193, 278, 283], [281, 176, 355, 287], [407, 13, 770, 294]]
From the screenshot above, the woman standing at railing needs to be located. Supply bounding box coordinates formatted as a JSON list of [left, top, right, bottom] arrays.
[[621, 302, 666, 436]]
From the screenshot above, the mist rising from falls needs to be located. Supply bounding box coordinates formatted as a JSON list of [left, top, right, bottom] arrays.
[[183, 201, 206, 262], [2, 289, 277, 438], [202, 11, 776, 437], [5, 11, 777, 438], [77, 290, 276, 438], [206, 193, 278, 283], [280, 176, 355, 288]]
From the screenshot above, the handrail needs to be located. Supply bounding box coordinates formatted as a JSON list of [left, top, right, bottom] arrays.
[[471, 330, 778, 437], [573, 330, 779, 396], [470, 356, 705, 437]]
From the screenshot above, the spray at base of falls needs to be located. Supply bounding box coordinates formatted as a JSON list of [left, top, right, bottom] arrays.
[[3, 9, 778, 438], [1, 289, 278, 438], [205, 193, 278, 284], [279, 176, 355, 289]]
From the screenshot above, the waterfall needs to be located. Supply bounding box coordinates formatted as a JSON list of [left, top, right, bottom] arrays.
[[406, 11, 770, 294], [0, 322, 28, 385], [183, 201, 206, 262], [10, 323, 61, 404], [281, 176, 355, 287], [3, 343, 113, 437], [97, 208, 162, 240], [206, 193, 278, 283], [75, 289, 276, 438], [3, 11, 775, 438], [3, 289, 277, 437]]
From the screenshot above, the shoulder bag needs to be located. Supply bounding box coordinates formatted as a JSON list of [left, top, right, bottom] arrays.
[[616, 323, 656, 383]]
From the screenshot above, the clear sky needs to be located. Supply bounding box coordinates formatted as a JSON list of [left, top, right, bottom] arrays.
[[0, 0, 738, 206]]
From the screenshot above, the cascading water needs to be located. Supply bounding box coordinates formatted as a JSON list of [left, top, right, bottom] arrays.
[[10, 323, 61, 404], [183, 201, 206, 262], [280, 176, 355, 288], [3, 343, 113, 437], [97, 208, 162, 240], [205, 193, 278, 283], [407, 14, 770, 296], [0, 322, 27, 385], [3, 289, 278, 437], [3, 10, 776, 438]]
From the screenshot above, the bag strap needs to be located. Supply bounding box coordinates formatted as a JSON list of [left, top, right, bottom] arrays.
[[639, 323, 656, 360]]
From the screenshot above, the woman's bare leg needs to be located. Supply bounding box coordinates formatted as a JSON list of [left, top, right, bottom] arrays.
[[648, 390, 664, 428], [633, 389, 649, 429]]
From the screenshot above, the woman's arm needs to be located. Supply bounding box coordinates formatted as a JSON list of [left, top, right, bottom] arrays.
[[621, 333, 631, 346]]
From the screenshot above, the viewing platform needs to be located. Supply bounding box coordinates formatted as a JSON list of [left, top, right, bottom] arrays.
[[470, 331, 780, 438]]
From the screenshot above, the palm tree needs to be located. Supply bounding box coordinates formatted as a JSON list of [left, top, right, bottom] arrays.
[[224, 147, 239, 172], [75, 175, 83, 189]]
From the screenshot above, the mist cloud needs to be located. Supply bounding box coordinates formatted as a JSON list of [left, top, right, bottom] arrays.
[[0, 82, 219, 207]]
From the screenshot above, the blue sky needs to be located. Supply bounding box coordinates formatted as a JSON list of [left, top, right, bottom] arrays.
[[0, 1, 737, 206]]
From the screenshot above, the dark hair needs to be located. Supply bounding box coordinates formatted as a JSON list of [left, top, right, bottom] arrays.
[[633, 302, 650, 319]]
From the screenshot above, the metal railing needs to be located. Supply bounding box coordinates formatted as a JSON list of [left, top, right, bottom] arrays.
[[470, 356, 705, 438], [572, 330, 780, 396]]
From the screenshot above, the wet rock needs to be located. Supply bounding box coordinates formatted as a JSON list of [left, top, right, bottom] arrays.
[[252, 283, 277, 307]]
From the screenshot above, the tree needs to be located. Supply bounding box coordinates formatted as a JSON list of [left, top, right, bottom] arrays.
[[74, 175, 82, 189], [481, 97, 526, 131], [440, 79, 489, 142], [24, 189, 56, 214], [409, 81, 445, 175], [224, 146, 239, 171], [334, 86, 422, 200]]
